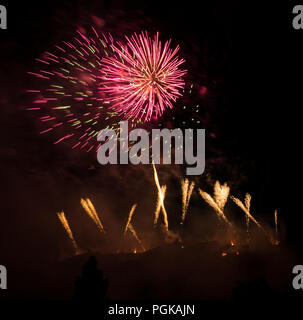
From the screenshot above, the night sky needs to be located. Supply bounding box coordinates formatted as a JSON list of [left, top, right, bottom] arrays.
[[0, 0, 301, 301]]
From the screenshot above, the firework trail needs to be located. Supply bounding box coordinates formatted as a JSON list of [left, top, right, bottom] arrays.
[[181, 178, 195, 223], [80, 198, 105, 232], [124, 203, 137, 235], [231, 194, 267, 235], [26, 27, 122, 152], [154, 185, 167, 225], [244, 193, 251, 234], [198, 181, 230, 225], [85, 198, 105, 232], [274, 209, 279, 244], [246, 214, 250, 234], [161, 204, 169, 232], [214, 181, 230, 211], [100, 31, 187, 122], [181, 178, 189, 222], [57, 211, 81, 255], [152, 163, 169, 230], [128, 223, 145, 251], [244, 193, 251, 212]]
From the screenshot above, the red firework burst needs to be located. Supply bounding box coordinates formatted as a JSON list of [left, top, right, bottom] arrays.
[[99, 31, 187, 123]]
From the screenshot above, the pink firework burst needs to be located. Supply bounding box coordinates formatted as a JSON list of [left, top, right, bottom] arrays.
[[26, 28, 122, 153], [99, 31, 187, 123]]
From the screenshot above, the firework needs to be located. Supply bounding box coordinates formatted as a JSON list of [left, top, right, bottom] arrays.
[[27, 28, 121, 152], [99, 31, 187, 122], [198, 181, 230, 225], [152, 163, 169, 230], [244, 193, 251, 234], [154, 185, 167, 225], [244, 193, 251, 212], [274, 209, 279, 244], [56, 176, 280, 256], [181, 178, 195, 223], [214, 181, 230, 211], [80, 198, 105, 232], [231, 194, 266, 234], [57, 211, 81, 255], [246, 213, 250, 234], [124, 203, 137, 235], [128, 223, 145, 251], [181, 178, 189, 222]]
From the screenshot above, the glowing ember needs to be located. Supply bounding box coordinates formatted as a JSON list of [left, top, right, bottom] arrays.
[[100, 31, 187, 122]]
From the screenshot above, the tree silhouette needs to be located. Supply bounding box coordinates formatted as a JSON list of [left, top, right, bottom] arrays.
[[73, 256, 109, 302]]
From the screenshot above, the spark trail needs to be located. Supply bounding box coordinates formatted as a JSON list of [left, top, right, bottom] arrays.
[[152, 163, 169, 230], [124, 203, 137, 235], [231, 194, 267, 236], [80, 198, 105, 232], [57, 211, 81, 255], [198, 181, 230, 225], [181, 178, 195, 224], [154, 185, 167, 225]]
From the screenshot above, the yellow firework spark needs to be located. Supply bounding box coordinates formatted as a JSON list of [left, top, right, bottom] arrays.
[[214, 181, 230, 211], [86, 198, 105, 232], [128, 223, 145, 251], [246, 214, 250, 234], [274, 209, 279, 243], [124, 203, 137, 235], [244, 193, 251, 212], [231, 194, 264, 231], [186, 181, 195, 213], [57, 211, 81, 255], [154, 185, 167, 225], [161, 205, 169, 232], [80, 198, 105, 232], [198, 188, 230, 225], [152, 163, 169, 231], [181, 178, 195, 223], [181, 178, 189, 223]]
